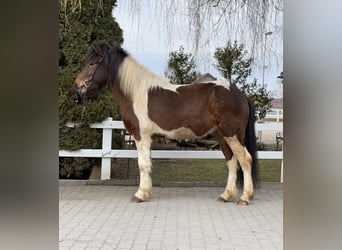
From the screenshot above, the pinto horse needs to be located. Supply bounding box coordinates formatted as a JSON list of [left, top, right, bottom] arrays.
[[74, 41, 258, 205]]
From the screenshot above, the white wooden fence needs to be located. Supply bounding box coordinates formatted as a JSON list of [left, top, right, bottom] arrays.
[[263, 108, 283, 122], [59, 117, 283, 182]]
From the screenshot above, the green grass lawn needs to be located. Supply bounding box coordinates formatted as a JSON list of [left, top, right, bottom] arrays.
[[263, 118, 283, 122], [111, 142, 282, 184], [150, 158, 281, 185]]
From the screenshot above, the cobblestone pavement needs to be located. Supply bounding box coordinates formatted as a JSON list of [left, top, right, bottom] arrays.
[[59, 183, 283, 250]]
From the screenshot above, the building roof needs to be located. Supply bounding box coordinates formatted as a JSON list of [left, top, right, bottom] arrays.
[[271, 98, 283, 108]]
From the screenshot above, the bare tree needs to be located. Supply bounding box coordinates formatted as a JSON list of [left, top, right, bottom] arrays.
[[119, 0, 283, 64], [64, 0, 283, 70]]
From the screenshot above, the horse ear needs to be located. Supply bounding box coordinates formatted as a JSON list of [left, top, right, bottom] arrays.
[[112, 40, 120, 48], [90, 41, 98, 50], [90, 42, 100, 55], [89, 41, 108, 56]]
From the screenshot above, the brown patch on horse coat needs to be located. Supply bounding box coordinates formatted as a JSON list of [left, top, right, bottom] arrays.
[[111, 85, 141, 140], [147, 83, 249, 142], [215, 130, 233, 160]]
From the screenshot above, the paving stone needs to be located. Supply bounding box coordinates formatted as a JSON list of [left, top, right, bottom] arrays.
[[59, 184, 283, 250]]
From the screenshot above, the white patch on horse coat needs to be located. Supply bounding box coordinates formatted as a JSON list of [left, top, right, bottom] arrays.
[[152, 125, 216, 140], [220, 156, 239, 201], [194, 79, 230, 90], [134, 136, 152, 200], [212, 80, 230, 90], [160, 127, 197, 140]]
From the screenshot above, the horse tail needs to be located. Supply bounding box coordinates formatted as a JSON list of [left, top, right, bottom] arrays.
[[244, 98, 259, 187]]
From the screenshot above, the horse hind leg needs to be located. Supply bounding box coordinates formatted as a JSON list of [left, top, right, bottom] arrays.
[[132, 136, 153, 202], [224, 135, 254, 205], [216, 132, 238, 202]]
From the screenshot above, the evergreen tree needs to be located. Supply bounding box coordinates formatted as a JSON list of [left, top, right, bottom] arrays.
[[242, 79, 273, 121], [165, 46, 199, 85], [59, 0, 123, 178], [214, 40, 272, 121], [213, 40, 253, 86]]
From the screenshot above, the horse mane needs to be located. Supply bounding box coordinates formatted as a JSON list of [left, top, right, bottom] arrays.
[[117, 56, 177, 102]]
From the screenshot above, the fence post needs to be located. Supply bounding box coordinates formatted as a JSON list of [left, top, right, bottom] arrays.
[[280, 137, 283, 183], [280, 159, 283, 183], [101, 117, 113, 180], [277, 109, 280, 122]]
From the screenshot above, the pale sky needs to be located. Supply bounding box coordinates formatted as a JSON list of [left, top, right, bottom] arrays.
[[112, 1, 283, 98]]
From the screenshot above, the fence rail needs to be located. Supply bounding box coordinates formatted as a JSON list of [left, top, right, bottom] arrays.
[[59, 118, 283, 182], [263, 108, 283, 121]]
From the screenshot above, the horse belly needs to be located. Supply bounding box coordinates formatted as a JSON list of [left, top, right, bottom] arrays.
[[156, 125, 216, 140], [148, 105, 216, 139]]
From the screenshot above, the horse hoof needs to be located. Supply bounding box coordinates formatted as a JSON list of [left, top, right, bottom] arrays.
[[218, 197, 228, 202], [131, 196, 144, 203], [237, 200, 249, 206]]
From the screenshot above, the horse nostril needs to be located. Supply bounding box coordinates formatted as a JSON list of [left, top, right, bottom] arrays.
[[74, 83, 81, 91], [74, 83, 88, 95]]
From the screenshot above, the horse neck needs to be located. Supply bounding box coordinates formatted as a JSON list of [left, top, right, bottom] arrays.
[[110, 84, 135, 118]]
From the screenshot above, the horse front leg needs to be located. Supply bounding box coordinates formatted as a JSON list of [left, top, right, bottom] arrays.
[[219, 156, 239, 202], [132, 136, 153, 202]]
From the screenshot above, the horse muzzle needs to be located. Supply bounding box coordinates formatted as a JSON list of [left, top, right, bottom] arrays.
[[74, 83, 101, 104], [74, 84, 88, 104]]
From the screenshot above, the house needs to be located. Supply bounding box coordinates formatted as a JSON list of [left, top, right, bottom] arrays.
[[271, 98, 283, 109]]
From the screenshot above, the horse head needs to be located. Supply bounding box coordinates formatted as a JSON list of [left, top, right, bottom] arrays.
[[74, 42, 111, 104]]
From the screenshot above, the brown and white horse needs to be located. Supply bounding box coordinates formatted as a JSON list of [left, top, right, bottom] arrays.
[[74, 41, 258, 205]]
